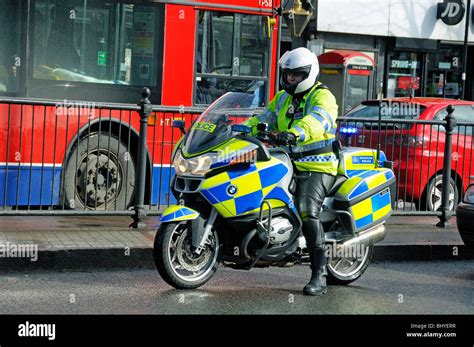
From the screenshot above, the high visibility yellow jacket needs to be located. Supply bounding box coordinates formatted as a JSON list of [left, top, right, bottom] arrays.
[[245, 82, 339, 175]]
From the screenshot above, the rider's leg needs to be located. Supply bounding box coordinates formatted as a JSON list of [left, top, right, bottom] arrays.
[[296, 172, 335, 295]]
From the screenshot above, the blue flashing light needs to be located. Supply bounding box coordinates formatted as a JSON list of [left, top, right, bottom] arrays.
[[340, 126, 359, 135], [231, 124, 252, 134]]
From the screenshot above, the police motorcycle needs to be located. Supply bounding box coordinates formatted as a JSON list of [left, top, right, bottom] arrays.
[[153, 92, 396, 289]]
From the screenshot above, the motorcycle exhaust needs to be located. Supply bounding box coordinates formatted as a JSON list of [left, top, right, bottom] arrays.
[[338, 223, 386, 252]]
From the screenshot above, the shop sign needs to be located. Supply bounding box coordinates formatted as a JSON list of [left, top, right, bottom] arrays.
[[391, 60, 419, 69], [348, 65, 371, 70], [439, 62, 452, 69], [321, 69, 341, 75], [437, 0, 465, 26]]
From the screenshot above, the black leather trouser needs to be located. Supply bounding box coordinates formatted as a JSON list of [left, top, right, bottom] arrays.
[[295, 172, 336, 270]]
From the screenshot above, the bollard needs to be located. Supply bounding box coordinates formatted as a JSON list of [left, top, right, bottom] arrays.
[[436, 105, 456, 228], [130, 88, 153, 229]]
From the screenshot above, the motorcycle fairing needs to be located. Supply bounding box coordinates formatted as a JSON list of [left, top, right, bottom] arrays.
[[161, 205, 200, 223], [200, 156, 295, 218]]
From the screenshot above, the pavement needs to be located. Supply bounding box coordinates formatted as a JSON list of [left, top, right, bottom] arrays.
[[0, 215, 472, 271]]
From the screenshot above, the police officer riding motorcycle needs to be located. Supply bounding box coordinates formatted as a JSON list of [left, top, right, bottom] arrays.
[[153, 48, 395, 295], [245, 47, 339, 295]]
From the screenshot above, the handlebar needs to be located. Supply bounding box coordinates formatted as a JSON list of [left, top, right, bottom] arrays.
[[255, 130, 278, 145], [256, 130, 296, 147]]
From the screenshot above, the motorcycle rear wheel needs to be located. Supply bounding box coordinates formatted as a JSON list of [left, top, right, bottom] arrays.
[[154, 222, 220, 289], [326, 243, 374, 285]]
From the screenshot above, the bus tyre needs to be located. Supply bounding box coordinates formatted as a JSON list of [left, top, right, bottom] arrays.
[[64, 133, 135, 210]]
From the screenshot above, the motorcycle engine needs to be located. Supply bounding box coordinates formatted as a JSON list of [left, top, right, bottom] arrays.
[[268, 217, 293, 244]]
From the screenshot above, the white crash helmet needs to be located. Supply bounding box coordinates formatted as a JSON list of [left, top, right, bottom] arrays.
[[279, 47, 320, 95]]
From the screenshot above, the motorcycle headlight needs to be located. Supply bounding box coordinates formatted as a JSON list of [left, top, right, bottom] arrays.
[[173, 151, 216, 177]]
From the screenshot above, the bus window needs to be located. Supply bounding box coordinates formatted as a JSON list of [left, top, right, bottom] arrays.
[[0, 0, 21, 94], [33, 1, 160, 88], [195, 11, 270, 107]]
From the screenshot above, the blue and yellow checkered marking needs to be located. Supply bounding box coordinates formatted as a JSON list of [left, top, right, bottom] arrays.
[[336, 168, 393, 202], [352, 188, 392, 230], [161, 205, 199, 222], [345, 169, 367, 177], [200, 158, 291, 217], [228, 164, 257, 180], [264, 186, 296, 211], [384, 170, 394, 181], [349, 181, 369, 200]]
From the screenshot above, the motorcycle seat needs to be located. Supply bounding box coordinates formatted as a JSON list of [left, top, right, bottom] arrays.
[[326, 174, 347, 197]]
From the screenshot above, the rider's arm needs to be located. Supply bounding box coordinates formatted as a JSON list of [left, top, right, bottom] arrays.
[[243, 93, 280, 135], [287, 89, 338, 144]]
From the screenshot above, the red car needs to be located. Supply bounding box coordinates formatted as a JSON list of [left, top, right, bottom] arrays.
[[344, 98, 474, 211]]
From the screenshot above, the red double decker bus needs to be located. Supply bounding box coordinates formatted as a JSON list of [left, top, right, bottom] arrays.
[[0, 0, 281, 211]]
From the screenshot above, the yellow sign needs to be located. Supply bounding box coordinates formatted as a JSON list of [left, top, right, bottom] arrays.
[[321, 69, 341, 75], [194, 122, 216, 132]]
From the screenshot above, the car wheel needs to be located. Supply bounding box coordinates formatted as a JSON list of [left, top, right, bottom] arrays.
[[421, 174, 458, 212]]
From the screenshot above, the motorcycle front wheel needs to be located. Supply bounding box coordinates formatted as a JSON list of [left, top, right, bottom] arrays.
[[153, 222, 220, 289]]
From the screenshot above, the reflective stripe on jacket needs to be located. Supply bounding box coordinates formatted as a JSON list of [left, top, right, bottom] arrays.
[[245, 82, 339, 175]]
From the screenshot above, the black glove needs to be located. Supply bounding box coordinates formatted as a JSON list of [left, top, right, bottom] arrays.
[[276, 131, 297, 146]]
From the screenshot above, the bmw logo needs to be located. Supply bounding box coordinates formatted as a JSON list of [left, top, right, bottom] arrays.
[[227, 185, 238, 196]]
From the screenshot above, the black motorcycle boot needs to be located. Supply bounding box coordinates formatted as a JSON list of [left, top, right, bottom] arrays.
[[302, 217, 328, 296], [303, 247, 328, 295]]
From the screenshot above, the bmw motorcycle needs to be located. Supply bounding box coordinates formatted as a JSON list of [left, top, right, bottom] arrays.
[[153, 92, 396, 289]]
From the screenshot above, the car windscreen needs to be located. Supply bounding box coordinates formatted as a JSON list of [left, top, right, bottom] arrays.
[[346, 102, 426, 120]]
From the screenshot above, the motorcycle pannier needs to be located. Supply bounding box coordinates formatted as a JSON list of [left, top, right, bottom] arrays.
[[333, 168, 396, 234]]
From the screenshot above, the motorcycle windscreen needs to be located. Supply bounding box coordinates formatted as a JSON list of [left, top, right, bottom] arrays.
[[184, 92, 258, 156]]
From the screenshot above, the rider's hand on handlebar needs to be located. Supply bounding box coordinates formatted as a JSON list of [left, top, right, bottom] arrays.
[[276, 131, 297, 146]]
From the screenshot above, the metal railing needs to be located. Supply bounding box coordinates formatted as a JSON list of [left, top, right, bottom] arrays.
[[337, 106, 474, 226], [1, 89, 473, 228], [0, 89, 204, 222]]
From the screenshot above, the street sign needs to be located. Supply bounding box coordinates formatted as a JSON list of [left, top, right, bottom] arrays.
[[98, 51, 107, 66], [437, 0, 466, 25]]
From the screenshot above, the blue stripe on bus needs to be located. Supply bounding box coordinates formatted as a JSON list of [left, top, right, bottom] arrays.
[[0, 164, 176, 207], [151, 166, 177, 206], [0, 165, 61, 206]]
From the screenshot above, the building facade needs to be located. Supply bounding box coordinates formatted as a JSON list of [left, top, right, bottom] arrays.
[[282, 0, 474, 109]]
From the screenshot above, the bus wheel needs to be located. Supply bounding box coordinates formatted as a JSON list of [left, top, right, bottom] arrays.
[[64, 133, 136, 210]]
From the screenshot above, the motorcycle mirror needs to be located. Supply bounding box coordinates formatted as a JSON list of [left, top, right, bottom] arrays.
[[256, 123, 268, 132], [172, 119, 186, 134]]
